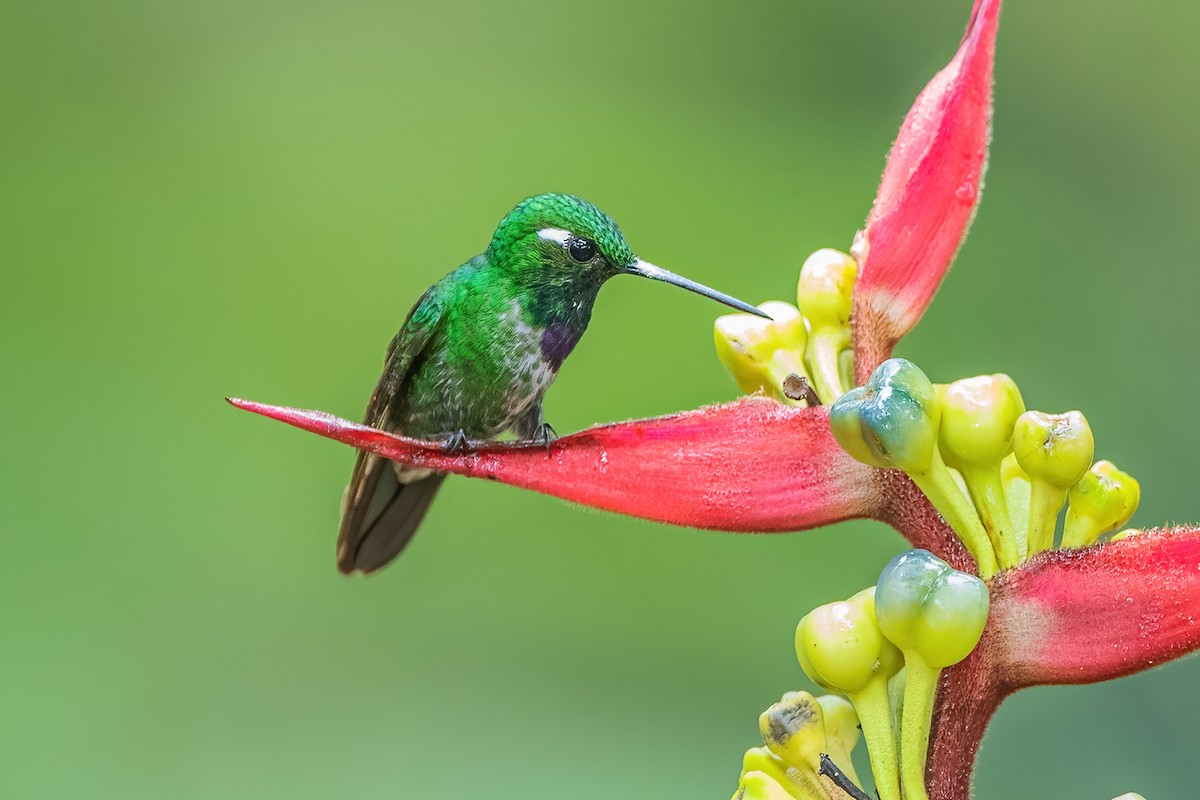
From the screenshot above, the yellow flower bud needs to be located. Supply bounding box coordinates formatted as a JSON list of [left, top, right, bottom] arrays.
[[795, 586, 901, 800], [938, 374, 1025, 468], [1012, 410, 1095, 555], [1012, 410, 1095, 489], [937, 374, 1025, 568], [797, 249, 857, 403], [797, 249, 857, 329], [715, 302, 809, 402], [737, 770, 804, 800], [815, 694, 861, 786], [1062, 460, 1140, 548], [1108, 528, 1144, 542], [735, 748, 819, 800], [759, 692, 829, 775], [795, 591, 900, 694]]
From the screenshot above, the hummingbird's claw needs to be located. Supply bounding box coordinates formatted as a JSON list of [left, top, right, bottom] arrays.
[[442, 429, 471, 453], [530, 422, 557, 450]]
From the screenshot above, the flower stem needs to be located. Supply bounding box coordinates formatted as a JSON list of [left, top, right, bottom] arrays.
[[899, 658, 940, 800], [806, 331, 849, 404], [1026, 483, 1067, 555], [848, 677, 901, 800], [1060, 510, 1103, 549], [1001, 466, 1031, 561], [910, 450, 998, 578], [960, 464, 1019, 569]]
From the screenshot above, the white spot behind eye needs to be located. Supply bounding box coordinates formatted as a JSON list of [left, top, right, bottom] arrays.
[[537, 228, 572, 245]]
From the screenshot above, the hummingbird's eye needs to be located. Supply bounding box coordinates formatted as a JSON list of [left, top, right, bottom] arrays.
[[567, 237, 597, 263]]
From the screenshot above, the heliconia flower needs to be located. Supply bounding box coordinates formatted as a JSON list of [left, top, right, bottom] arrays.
[[230, 0, 1200, 797]]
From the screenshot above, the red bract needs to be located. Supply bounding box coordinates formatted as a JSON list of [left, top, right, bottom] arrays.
[[227, 398, 880, 532], [926, 528, 1200, 800], [232, 0, 1200, 796], [851, 0, 998, 381]]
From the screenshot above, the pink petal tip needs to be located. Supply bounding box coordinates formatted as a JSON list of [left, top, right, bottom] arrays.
[[853, 0, 1001, 379]]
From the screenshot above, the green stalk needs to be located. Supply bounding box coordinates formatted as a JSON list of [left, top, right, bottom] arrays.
[[960, 464, 1019, 569], [847, 677, 901, 800], [1026, 483, 1067, 555], [908, 449, 998, 578], [805, 331, 849, 404], [898, 659, 940, 800]]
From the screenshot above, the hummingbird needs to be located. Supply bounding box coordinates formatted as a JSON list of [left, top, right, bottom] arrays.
[[337, 193, 767, 575]]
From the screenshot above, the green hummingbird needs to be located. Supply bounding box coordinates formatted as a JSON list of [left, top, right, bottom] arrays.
[[338, 193, 767, 575]]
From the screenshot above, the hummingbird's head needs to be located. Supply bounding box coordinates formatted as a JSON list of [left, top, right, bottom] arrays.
[[488, 193, 635, 282], [488, 193, 768, 318]]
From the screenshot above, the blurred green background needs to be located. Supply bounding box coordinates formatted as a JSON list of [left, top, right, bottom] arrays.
[[3, 0, 1198, 797]]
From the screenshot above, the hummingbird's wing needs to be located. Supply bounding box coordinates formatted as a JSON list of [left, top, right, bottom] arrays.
[[337, 284, 448, 575]]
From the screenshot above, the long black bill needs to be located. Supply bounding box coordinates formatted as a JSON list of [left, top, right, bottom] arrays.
[[627, 259, 770, 318]]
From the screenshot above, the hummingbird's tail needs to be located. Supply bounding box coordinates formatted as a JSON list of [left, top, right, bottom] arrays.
[[337, 452, 445, 575]]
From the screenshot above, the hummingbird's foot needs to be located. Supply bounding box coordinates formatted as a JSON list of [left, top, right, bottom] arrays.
[[442, 429, 472, 453], [526, 422, 557, 450]]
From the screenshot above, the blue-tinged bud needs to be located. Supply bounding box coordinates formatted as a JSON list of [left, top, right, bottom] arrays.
[[875, 549, 990, 669], [875, 550, 990, 800], [829, 358, 940, 473]]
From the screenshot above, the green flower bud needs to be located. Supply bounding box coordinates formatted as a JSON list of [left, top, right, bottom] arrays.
[[795, 589, 902, 694], [829, 358, 940, 473], [1013, 410, 1095, 555], [795, 587, 901, 800], [833, 361, 998, 577], [938, 374, 1025, 468], [875, 550, 990, 669], [797, 248, 857, 404], [875, 550, 989, 800], [1062, 460, 1140, 549], [715, 302, 809, 402], [797, 248, 857, 330], [736, 770, 802, 800], [1012, 410, 1095, 489]]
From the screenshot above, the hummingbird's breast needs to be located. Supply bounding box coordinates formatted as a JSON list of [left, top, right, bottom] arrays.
[[397, 298, 574, 440]]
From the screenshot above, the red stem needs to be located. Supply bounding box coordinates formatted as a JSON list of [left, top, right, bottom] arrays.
[[876, 478, 998, 799], [875, 469, 975, 573], [925, 640, 1006, 800]]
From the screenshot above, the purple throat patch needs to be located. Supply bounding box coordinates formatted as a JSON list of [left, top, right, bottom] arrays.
[[539, 322, 581, 370]]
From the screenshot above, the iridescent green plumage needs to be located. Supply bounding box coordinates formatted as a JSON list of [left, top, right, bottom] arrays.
[[338, 193, 764, 575]]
